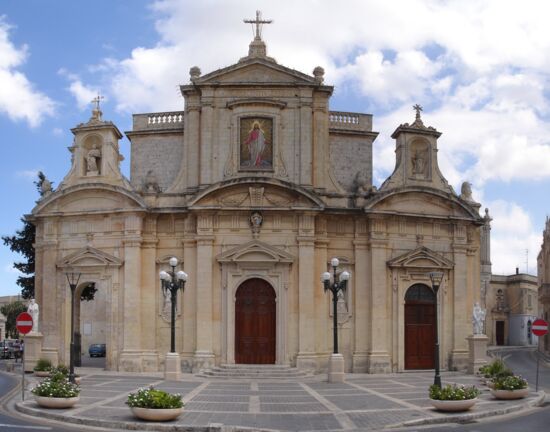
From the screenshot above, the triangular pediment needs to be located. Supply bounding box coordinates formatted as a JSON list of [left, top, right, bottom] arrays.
[[57, 246, 123, 268], [195, 59, 317, 86], [387, 246, 454, 269], [217, 240, 294, 264]]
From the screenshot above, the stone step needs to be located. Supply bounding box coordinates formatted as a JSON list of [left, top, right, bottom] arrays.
[[197, 364, 312, 379]]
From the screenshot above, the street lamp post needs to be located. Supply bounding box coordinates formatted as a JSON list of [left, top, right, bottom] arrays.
[[65, 271, 81, 384], [429, 271, 444, 388], [322, 258, 350, 354], [159, 257, 187, 354]]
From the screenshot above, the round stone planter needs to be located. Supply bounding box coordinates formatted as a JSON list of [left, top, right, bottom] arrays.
[[33, 371, 50, 378], [486, 381, 495, 389], [131, 407, 184, 421], [490, 387, 529, 400], [34, 396, 80, 409], [430, 398, 478, 412]]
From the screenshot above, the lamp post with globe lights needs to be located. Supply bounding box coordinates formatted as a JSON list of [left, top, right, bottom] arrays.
[[429, 271, 444, 388], [321, 258, 350, 382], [65, 270, 81, 384], [159, 257, 187, 379]]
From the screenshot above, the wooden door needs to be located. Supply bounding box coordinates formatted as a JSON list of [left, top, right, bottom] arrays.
[[235, 278, 276, 364], [496, 321, 505, 345], [405, 284, 436, 369]]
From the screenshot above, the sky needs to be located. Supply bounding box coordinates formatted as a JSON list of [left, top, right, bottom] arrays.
[[1, 0, 549, 297]]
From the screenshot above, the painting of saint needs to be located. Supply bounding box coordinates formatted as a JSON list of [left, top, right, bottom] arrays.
[[240, 117, 273, 170]]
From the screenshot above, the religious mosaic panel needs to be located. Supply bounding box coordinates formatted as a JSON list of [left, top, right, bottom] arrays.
[[240, 117, 273, 170]]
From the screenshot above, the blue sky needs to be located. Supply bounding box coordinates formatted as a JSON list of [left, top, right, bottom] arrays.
[[1, 0, 549, 296]]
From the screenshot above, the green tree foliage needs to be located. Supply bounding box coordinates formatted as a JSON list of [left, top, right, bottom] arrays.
[[0, 301, 27, 338]]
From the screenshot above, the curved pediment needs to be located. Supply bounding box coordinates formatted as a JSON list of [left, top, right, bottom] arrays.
[[33, 184, 147, 216], [388, 246, 454, 270], [57, 246, 123, 268], [366, 188, 481, 221], [190, 179, 324, 210], [217, 240, 294, 264]]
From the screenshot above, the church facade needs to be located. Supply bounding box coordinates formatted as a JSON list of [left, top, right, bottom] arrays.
[[31, 27, 485, 374]]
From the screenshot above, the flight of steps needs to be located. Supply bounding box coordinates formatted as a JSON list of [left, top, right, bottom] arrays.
[[196, 364, 313, 379]]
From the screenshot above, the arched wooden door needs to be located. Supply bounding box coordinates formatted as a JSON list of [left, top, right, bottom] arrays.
[[235, 278, 276, 364], [405, 284, 436, 369]]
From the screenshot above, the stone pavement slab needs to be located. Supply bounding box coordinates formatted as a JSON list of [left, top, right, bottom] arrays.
[[11, 371, 546, 432]]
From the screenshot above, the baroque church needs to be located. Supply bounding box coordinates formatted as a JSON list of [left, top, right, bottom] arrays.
[[30, 16, 488, 374]]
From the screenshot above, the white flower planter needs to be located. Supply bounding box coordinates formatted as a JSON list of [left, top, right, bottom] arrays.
[[131, 407, 184, 421], [33, 371, 50, 378], [34, 396, 80, 409], [490, 388, 529, 400], [430, 398, 478, 412]]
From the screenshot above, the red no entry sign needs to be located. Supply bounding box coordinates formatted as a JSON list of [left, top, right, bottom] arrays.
[[16, 312, 33, 335], [532, 318, 548, 337]]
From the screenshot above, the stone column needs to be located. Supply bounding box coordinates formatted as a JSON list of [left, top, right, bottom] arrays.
[[140, 238, 159, 372], [299, 99, 313, 187], [296, 213, 316, 370], [185, 97, 201, 190], [451, 237, 470, 370], [40, 240, 60, 365], [312, 95, 328, 190], [119, 216, 143, 371], [193, 214, 215, 370], [352, 235, 369, 372], [366, 219, 391, 373]]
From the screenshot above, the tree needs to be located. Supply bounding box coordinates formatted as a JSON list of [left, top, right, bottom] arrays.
[[0, 301, 27, 338]]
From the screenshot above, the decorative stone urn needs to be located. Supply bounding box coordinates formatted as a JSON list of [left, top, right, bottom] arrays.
[[34, 396, 80, 409], [490, 388, 529, 400], [130, 407, 184, 421], [430, 398, 478, 412]]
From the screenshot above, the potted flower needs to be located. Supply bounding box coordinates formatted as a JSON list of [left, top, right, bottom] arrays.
[[50, 364, 82, 384], [429, 384, 480, 412], [126, 386, 184, 421], [478, 358, 512, 388], [33, 358, 52, 377], [31, 371, 80, 408], [491, 375, 529, 400]]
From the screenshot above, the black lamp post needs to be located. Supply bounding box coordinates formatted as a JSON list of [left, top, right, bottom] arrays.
[[159, 257, 187, 353], [65, 271, 81, 384], [322, 258, 350, 354], [429, 271, 444, 388]]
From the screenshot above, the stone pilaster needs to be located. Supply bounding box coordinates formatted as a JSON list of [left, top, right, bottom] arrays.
[[451, 238, 469, 370], [352, 235, 369, 372], [181, 236, 197, 372], [200, 95, 214, 185], [185, 97, 201, 190], [312, 95, 328, 190], [299, 100, 313, 186], [40, 240, 60, 365], [140, 238, 159, 372]]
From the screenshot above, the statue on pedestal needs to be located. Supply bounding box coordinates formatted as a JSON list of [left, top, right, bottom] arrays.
[[27, 298, 40, 333], [472, 302, 486, 335]]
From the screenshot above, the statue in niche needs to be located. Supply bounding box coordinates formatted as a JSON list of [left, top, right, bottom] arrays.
[[472, 302, 486, 335], [86, 144, 101, 174], [250, 211, 263, 237], [412, 150, 427, 175]]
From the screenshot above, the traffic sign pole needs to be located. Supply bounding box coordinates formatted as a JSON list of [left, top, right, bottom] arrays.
[[15, 311, 34, 401], [531, 318, 548, 393]]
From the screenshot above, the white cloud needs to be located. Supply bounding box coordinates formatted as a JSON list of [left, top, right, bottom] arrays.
[[52, 127, 63, 136], [4, 263, 21, 275], [0, 17, 55, 127], [16, 169, 40, 181], [487, 200, 542, 275]]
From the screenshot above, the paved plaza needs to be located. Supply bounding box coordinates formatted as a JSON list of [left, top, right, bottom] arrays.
[[10, 369, 546, 431]]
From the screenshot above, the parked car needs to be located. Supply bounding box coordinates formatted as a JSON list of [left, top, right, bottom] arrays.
[[88, 343, 106, 357], [0, 340, 17, 359]]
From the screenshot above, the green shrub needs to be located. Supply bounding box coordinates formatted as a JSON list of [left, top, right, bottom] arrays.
[[49, 364, 70, 376], [31, 375, 80, 398], [493, 375, 528, 391], [429, 384, 480, 401], [479, 358, 511, 378], [126, 386, 184, 409], [33, 358, 52, 372]]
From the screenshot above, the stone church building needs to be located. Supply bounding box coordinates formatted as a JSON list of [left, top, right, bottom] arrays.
[[30, 23, 486, 374]]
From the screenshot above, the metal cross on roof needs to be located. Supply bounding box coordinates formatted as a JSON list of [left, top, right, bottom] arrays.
[[244, 10, 273, 39], [91, 93, 104, 111], [413, 104, 423, 119]]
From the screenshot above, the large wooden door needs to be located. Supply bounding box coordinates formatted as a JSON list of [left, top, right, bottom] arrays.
[[235, 278, 276, 364], [405, 284, 436, 369]]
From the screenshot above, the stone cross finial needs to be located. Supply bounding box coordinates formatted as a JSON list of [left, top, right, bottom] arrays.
[[92, 93, 104, 111], [244, 10, 273, 40], [413, 104, 423, 120]]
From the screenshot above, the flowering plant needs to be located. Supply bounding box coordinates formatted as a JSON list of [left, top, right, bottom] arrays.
[[31, 373, 80, 398], [33, 358, 52, 372], [429, 384, 480, 401], [126, 386, 183, 409], [493, 375, 528, 390]]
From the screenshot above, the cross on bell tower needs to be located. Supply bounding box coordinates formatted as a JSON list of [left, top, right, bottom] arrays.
[[244, 10, 273, 40], [90, 92, 104, 122]]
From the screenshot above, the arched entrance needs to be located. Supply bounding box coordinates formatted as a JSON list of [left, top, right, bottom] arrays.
[[235, 278, 276, 364], [405, 284, 436, 369]]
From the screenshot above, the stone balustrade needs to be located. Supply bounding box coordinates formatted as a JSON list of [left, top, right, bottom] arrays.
[[132, 111, 185, 130], [329, 111, 372, 132]]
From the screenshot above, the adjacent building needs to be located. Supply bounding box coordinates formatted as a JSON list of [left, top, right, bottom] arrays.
[[538, 217, 550, 355]]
